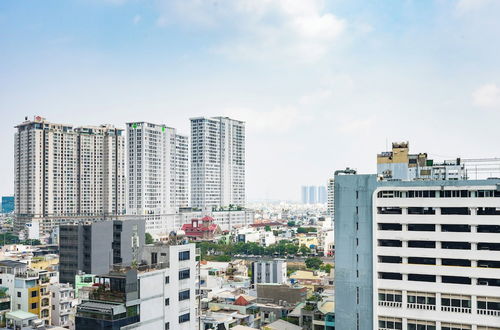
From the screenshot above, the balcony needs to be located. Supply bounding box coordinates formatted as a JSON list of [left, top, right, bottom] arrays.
[[441, 306, 471, 313], [407, 303, 436, 311], [378, 301, 402, 308], [477, 308, 500, 316]]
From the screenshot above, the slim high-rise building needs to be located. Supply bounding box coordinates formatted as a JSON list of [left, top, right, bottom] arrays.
[[126, 122, 189, 231], [14, 116, 125, 235], [190, 117, 245, 209], [327, 178, 334, 217], [309, 186, 318, 204], [301, 186, 309, 204], [318, 186, 327, 204]]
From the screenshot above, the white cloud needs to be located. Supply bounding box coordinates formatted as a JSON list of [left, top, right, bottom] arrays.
[[155, 0, 345, 62], [473, 83, 500, 109], [223, 106, 311, 132], [132, 15, 141, 24]]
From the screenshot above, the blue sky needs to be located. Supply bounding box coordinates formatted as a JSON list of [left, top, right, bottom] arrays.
[[1, 0, 500, 201]]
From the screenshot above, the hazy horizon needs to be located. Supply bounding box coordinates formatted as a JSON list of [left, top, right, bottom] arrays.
[[2, 0, 500, 201]]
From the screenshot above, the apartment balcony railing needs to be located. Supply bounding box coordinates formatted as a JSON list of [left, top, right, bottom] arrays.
[[378, 301, 402, 308], [478, 308, 500, 316], [407, 303, 436, 311], [441, 306, 471, 313]]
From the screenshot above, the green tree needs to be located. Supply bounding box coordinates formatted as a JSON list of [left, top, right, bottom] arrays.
[[145, 233, 154, 244], [298, 245, 311, 255], [321, 263, 333, 273], [265, 225, 271, 232], [287, 221, 295, 227], [305, 257, 323, 270], [297, 227, 307, 234]]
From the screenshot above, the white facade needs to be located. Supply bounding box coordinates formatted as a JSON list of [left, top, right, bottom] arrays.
[[14, 116, 125, 235], [374, 184, 500, 330], [126, 243, 197, 330], [49, 283, 76, 329], [190, 117, 245, 209], [126, 122, 189, 232], [252, 259, 287, 285]]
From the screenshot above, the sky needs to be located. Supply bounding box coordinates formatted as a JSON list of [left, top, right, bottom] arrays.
[[1, 0, 500, 202]]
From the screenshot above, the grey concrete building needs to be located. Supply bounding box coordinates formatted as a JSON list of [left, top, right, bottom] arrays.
[[256, 283, 307, 306], [59, 219, 144, 285]]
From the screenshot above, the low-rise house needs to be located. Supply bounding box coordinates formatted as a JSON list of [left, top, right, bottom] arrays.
[[181, 216, 222, 240], [262, 319, 302, 330], [256, 283, 307, 306]]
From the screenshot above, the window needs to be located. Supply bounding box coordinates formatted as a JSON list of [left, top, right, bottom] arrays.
[[478, 260, 500, 268], [408, 240, 435, 248], [17, 292, 21, 298], [477, 296, 500, 314], [179, 313, 190, 323], [379, 272, 402, 280], [408, 257, 435, 265], [441, 323, 471, 330], [378, 239, 402, 247], [31, 302, 37, 309], [179, 269, 190, 280], [407, 319, 436, 330], [442, 241, 471, 250], [407, 292, 436, 309], [165, 276, 170, 284], [165, 322, 170, 330], [179, 251, 190, 261], [378, 223, 402, 231], [179, 289, 190, 301], [31, 291, 37, 298], [378, 317, 402, 329], [441, 207, 470, 215], [378, 290, 402, 307], [165, 298, 169, 306], [379, 256, 402, 264], [408, 274, 436, 282], [408, 207, 436, 215], [441, 295, 471, 313], [408, 224, 435, 231], [442, 225, 470, 232], [442, 259, 471, 267]]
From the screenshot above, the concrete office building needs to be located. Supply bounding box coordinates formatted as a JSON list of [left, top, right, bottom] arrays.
[[76, 242, 197, 330], [335, 173, 500, 330], [252, 259, 287, 285], [59, 219, 144, 285], [190, 117, 245, 209], [126, 122, 189, 232], [14, 116, 125, 236]]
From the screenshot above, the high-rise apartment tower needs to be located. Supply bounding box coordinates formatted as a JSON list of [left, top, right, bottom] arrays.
[[190, 117, 245, 209]]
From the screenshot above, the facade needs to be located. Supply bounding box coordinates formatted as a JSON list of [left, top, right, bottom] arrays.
[[1, 196, 14, 213], [0, 260, 53, 325], [49, 283, 76, 328], [126, 122, 189, 232], [252, 260, 287, 285], [14, 116, 125, 236], [75, 242, 197, 330], [59, 219, 144, 285], [301, 186, 309, 204], [190, 117, 245, 209], [327, 178, 334, 217], [335, 173, 500, 330]]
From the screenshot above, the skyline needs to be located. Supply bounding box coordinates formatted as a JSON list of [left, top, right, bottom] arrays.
[[2, 0, 500, 201]]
